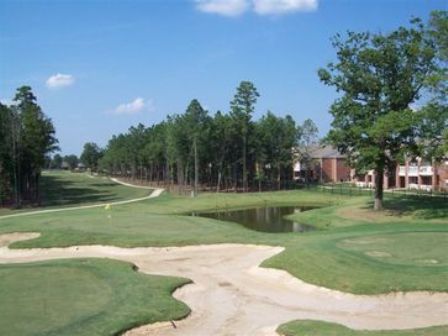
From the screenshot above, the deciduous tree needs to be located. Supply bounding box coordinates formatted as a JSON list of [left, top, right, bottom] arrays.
[[80, 142, 103, 172], [319, 18, 439, 210]]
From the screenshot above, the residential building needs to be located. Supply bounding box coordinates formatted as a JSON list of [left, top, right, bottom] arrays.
[[295, 146, 448, 191], [293, 145, 351, 183], [352, 158, 448, 191]]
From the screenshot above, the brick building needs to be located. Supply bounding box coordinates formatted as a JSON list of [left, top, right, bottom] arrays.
[[295, 146, 448, 191], [354, 158, 448, 191], [293, 145, 351, 183]]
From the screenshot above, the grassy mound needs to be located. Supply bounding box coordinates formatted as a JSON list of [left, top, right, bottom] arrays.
[[262, 223, 448, 294], [278, 320, 448, 336], [0, 258, 190, 336]]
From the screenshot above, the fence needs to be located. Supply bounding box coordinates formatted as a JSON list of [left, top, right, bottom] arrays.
[[109, 174, 448, 200], [315, 183, 448, 200]]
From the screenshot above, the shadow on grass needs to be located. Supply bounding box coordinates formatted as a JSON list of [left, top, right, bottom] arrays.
[[375, 196, 448, 220], [89, 183, 119, 187], [39, 175, 125, 207]]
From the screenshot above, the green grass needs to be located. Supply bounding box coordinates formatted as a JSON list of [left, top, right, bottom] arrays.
[[0, 171, 447, 334], [0, 170, 150, 215], [337, 232, 448, 266], [287, 196, 448, 229], [262, 224, 448, 294], [1, 191, 447, 294], [125, 188, 343, 215], [40, 171, 150, 206], [0, 258, 190, 336], [277, 320, 448, 336]]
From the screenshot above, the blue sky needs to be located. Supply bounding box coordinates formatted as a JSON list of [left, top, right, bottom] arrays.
[[1, 0, 446, 155]]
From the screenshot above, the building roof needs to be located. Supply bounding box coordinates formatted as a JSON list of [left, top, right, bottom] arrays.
[[309, 145, 346, 159]]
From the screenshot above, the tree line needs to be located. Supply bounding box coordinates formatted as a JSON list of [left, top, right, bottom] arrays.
[[97, 81, 318, 194], [48, 142, 103, 171], [0, 86, 58, 206], [49, 154, 79, 170]]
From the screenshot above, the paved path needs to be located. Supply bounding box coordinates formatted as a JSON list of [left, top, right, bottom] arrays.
[[0, 177, 163, 220]]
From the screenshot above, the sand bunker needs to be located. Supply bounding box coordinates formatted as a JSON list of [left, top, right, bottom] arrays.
[[0, 232, 447, 336]]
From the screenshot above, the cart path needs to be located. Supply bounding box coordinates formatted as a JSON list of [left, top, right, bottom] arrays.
[[0, 177, 162, 220], [1, 232, 447, 336]]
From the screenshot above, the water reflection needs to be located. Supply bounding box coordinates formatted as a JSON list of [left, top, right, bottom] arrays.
[[193, 206, 315, 233]]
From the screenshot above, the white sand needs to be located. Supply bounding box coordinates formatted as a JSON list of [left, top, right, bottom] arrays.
[[1, 232, 447, 336]]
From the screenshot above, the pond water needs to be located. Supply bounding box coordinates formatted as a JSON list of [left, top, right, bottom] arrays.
[[192, 206, 315, 233]]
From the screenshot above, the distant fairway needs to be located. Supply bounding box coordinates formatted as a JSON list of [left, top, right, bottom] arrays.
[[0, 171, 151, 216]]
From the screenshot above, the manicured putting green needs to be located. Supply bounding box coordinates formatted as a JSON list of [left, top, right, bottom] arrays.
[[338, 232, 448, 266], [0, 259, 190, 336]]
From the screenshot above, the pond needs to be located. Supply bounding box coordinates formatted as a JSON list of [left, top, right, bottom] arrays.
[[192, 206, 315, 233]]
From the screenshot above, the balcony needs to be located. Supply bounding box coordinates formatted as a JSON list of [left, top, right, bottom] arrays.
[[419, 166, 434, 176], [409, 183, 433, 191], [399, 166, 418, 176], [398, 165, 433, 176]]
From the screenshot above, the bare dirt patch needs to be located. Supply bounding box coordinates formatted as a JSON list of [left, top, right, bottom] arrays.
[[336, 206, 402, 223]]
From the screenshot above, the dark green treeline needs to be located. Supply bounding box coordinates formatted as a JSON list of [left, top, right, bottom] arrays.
[[99, 81, 317, 193], [0, 86, 58, 206]]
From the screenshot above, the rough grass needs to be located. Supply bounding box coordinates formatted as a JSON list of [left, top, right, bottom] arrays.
[[0, 258, 190, 336], [277, 320, 448, 336]]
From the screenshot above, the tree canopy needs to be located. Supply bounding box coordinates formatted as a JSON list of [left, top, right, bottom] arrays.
[[99, 82, 304, 193], [80, 142, 103, 171], [319, 12, 447, 210], [0, 86, 58, 206]]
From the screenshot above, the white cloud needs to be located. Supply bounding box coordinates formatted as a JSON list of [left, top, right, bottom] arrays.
[[195, 0, 318, 16], [253, 0, 318, 15], [195, 0, 249, 17], [0, 98, 13, 106], [46, 73, 75, 89], [113, 97, 150, 115]]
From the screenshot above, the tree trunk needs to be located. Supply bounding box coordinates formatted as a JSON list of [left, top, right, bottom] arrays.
[[374, 168, 384, 211], [242, 134, 247, 192], [177, 159, 184, 187], [233, 163, 238, 192], [216, 162, 222, 192], [35, 173, 40, 205], [277, 164, 281, 190], [193, 138, 198, 197]]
